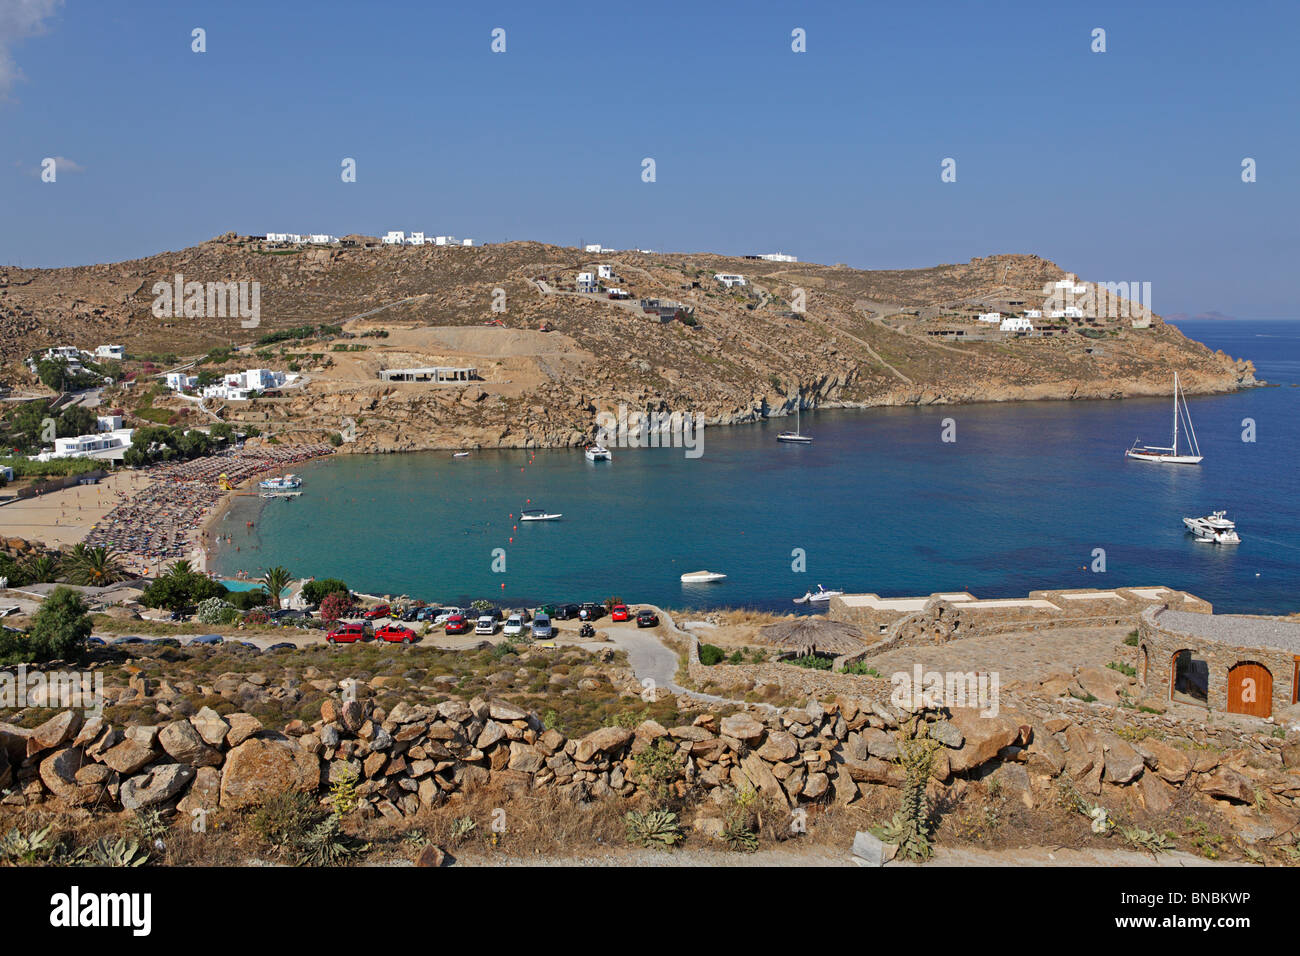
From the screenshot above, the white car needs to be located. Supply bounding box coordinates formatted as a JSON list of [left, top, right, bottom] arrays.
[[474, 615, 497, 635], [503, 615, 524, 637], [433, 606, 462, 625]]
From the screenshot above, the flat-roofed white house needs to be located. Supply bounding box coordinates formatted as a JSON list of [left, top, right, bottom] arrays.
[[201, 368, 288, 401], [597, 264, 615, 279], [406, 232, 427, 246], [45, 346, 84, 362], [977, 312, 1003, 324], [1063, 306, 1084, 319], [1022, 310, 1042, 319], [461, 238, 474, 246], [759, 253, 798, 262], [434, 235, 457, 246], [265, 233, 303, 244], [308, 234, 339, 245], [1000, 316, 1034, 332], [94, 345, 125, 361], [96, 414, 122, 432], [36, 429, 134, 462], [576, 272, 599, 293], [1053, 275, 1088, 296], [714, 273, 747, 288], [1, 464, 13, 483], [165, 372, 197, 391], [382, 231, 406, 245], [584, 243, 608, 253]]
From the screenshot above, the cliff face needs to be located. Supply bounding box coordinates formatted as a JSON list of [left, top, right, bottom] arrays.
[[0, 239, 1256, 451]]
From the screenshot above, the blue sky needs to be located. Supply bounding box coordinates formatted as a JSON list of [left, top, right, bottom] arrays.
[[1, 0, 1296, 317]]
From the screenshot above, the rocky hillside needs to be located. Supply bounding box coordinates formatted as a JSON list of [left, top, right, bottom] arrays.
[[0, 237, 1257, 451]]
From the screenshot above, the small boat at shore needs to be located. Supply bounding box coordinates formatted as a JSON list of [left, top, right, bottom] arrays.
[[793, 584, 843, 604], [258, 474, 302, 491], [1125, 372, 1203, 464], [1183, 510, 1240, 544], [453, 452, 470, 458], [777, 404, 813, 444], [520, 509, 562, 521], [585, 445, 612, 462], [681, 570, 727, 584]]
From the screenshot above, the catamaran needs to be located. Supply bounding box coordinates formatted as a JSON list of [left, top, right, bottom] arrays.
[[519, 509, 563, 521], [1125, 372, 1202, 464], [777, 404, 813, 444], [258, 474, 302, 491], [793, 584, 844, 604], [1183, 511, 1240, 544], [585, 444, 612, 462]]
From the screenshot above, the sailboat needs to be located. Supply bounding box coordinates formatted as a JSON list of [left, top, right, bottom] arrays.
[[777, 403, 813, 444], [1125, 372, 1203, 465]]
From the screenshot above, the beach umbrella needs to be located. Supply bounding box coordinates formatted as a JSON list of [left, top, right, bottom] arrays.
[[755, 617, 869, 655]]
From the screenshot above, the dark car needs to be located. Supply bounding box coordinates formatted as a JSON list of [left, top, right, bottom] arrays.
[[113, 635, 147, 645], [553, 604, 580, 620], [266, 642, 295, 651], [188, 634, 224, 646], [578, 603, 605, 622], [399, 606, 421, 622], [444, 614, 470, 634], [636, 609, 660, 628]]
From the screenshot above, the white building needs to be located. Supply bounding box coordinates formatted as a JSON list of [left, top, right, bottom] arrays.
[[461, 238, 474, 246], [94, 345, 125, 361], [1022, 310, 1042, 319], [714, 273, 747, 288], [406, 232, 427, 246], [977, 312, 1003, 323], [382, 231, 406, 245], [96, 414, 122, 432], [308, 234, 339, 245], [758, 253, 798, 262], [201, 368, 288, 402], [584, 243, 610, 253], [576, 272, 599, 293], [165, 372, 197, 391], [36, 429, 134, 462], [44, 346, 84, 363], [434, 235, 455, 246], [1, 465, 13, 483], [265, 233, 303, 244], [1063, 306, 1085, 319], [1000, 317, 1034, 332], [1054, 275, 1088, 296], [597, 264, 615, 279]]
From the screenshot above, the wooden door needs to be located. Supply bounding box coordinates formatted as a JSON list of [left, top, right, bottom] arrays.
[[1227, 663, 1272, 718]]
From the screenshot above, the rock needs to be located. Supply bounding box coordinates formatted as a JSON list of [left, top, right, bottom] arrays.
[[340, 700, 366, 733], [851, 830, 897, 866], [946, 709, 1020, 773], [120, 764, 194, 811], [415, 845, 448, 867], [574, 726, 633, 763], [507, 743, 545, 773], [757, 731, 798, 762], [225, 713, 263, 747], [1134, 739, 1191, 784], [803, 771, 829, 800], [177, 766, 221, 816], [40, 747, 105, 806], [26, 711, 82, 758], [100, 739, 157, 775], [1025, 729, 1067, 777], [125, 725, 160, 749], [1062, 725, 1097, 780], [476, 721, 507, 750], [159, 720, 222, 767], [719, 713, 765, 743], [926, 720, 964, 748], [863, 727, 898, 760], [1074, 666, 1130, 704], [1199, 767, 1254, 804], [633, 720, 668, 741], [1098, 733, 1145, 784], [190, 707, 230, 747], [487, 699, 528, 721], [1138, 772, 1176, 813], [219, 738, 322, 809], [740, 753, 790, 807]]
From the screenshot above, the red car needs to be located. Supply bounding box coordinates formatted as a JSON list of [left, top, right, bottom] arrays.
[[374, 623, 416, 644], [362, 604, 391, 620], [326, 623, 368, 644], [444, 614, 470, 634], [610, 604, 630, 622]]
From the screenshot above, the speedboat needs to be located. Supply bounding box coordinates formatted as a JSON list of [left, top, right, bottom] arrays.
[[793, 584, 844, 604], [1183, 511, 1240, 544], [681, 570, 727, 583], [520, 509, 562, 521], [258, 474, 302, 491], [585, 445, 612, 462], [453, 452, 470, 458]]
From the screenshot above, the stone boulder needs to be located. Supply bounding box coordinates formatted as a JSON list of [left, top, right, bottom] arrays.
[[159, 720, 222, 768], [26, 710, 82, 758], [719, 713, 765, 743], [220, 738, 322, 809], [574, 726, 633, 763], [1199, 767, 1254, 804], [946, 709, 1020, 773], [120, 763, 194, 811]]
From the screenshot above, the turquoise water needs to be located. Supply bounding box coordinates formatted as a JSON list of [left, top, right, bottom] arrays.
[[212, 320, 1300, 615]]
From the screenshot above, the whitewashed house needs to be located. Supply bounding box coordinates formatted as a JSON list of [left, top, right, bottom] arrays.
[[308, 234, 339, 245], [1063, 306, 1085, 319], [714, 273, 747, 288], [165, 372, 196, 391], [382, 231, 406, 245], [584, 243, 608, 253], [44, 346, 84, 363], [597, 264, 615, 279], [94, 345, 125, 361], [406, 232, 427, 246], [461, 238, 474, 246], [576, 272, 599, 293], [1000, 317, 1034, 332], [265, 233, 302, 244], [434, 236, 456, 246], [758, 253, 798, 262], [36, 429, 134, 462], [96, 414, 123, 432], [977, 312, 1003, 324], [1022, 310, 1042, 319]]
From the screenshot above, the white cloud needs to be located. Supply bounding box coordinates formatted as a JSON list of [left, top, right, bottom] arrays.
[[0, 0, 64, 98]]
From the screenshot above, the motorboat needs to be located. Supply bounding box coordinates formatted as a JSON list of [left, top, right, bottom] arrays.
[[585, 444, 612, 462], [258, 474, 302, 491], [793, 584, 844, 604], [1183, 511, 1240, 544], [1125, 372, 1203, 464], [520, 509, 562, 521], [777, 404, 813, 444], [453, 452, 470, 458], [680, 570, 727, 583]]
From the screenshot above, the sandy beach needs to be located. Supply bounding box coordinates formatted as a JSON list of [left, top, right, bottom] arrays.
[[0, 471, 154, 548]]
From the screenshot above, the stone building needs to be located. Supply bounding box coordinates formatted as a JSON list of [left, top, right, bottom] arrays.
[[1137, 606, 1300, 718]]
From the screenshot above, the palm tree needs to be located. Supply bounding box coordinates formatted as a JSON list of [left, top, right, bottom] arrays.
[[64, 544, 129, 587], [162, 559, 194, 579], [260, 566, 293, 610], [21, 554, 61, 584]]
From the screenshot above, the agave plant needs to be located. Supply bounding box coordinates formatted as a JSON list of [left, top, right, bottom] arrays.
[[0, 825, 56, 865], [297, 814, 366, 866], [85, 836, 150, 867], [64, 544, 130, 587], [260, 566, 293, 610]]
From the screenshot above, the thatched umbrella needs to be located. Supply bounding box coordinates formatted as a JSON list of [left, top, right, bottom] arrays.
[[756, 617, 869, 655]]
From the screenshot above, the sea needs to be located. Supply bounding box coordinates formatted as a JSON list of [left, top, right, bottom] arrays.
[[212, 320, 1300, 615]]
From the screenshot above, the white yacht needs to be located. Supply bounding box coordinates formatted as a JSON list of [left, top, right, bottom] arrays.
[[1125, 372, 1203, 464], [680, 570, 727, 583], [585, 444, 612, 462], [258, 474, 302, 491], [519, 509, 562, 521], [793, 584, 844, 604], [777, 404, 813, 444], [1183, 511, 1240, 544]]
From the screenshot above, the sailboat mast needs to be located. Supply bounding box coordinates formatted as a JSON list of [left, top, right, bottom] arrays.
[[1172, 372, 1180, 455]]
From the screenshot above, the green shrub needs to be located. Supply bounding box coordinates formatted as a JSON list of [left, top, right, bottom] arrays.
[[699, 644, 724, 666]]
